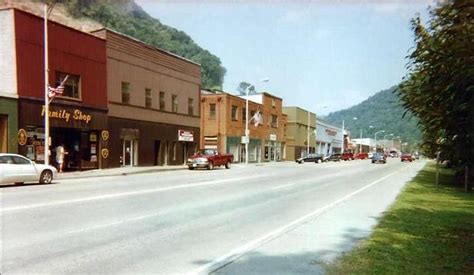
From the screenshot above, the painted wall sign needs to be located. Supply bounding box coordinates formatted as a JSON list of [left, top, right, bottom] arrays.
[[101, 130, 109, 141], [41, 106, 92, 124], [101, 148, 109, 159], [17, 129, 28, 146], [269, 134, 277, 141], [178, 130, 194, 142], [325, 129, 338, 136]]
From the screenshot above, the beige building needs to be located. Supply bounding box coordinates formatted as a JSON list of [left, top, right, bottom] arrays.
[[201, 90, 287, 162], [283, 107, 316, 161], [92, 28, 201, 167]]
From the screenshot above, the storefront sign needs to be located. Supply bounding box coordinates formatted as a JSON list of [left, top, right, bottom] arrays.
[[178, 130, 194, 142], [101, 130, 109, 141], [90, 133, 97, 142], [325, 129, 338, 136], [269, 134, 277, 141], [41, 106, 92, 124], [101, 148, 109, 159], [17, 129, 28, 146]]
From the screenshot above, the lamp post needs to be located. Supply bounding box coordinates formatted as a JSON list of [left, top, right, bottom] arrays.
[[307, 110, 311, 155], [374, 130, 385, 152], [244, 78, 269, 165], [43, 1, 55, 166]]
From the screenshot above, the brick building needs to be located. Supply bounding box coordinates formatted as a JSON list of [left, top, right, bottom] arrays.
[[201, 90, 287, 162], [92, 29, 201, 167], [282, 107, 316, 161]]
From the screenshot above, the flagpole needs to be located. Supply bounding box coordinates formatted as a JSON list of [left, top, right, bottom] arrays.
[[44, 3, 50, 166]]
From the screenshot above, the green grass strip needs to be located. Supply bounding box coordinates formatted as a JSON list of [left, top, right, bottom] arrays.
[[326, 162, 474, 274]]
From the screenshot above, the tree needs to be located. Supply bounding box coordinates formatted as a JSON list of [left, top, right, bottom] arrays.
[[237, 81, 255, 95], [398, 0, 474, 170]]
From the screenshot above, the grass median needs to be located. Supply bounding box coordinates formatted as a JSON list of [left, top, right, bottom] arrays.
[[326, 162, 474, 274]]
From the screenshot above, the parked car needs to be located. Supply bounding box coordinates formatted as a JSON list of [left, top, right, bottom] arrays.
[[368, 152, 374, 158], [354, 153, 369, 160], [0, 153, 57, 185], [187, 149, 234, 170], [389, 150, 399, 158], [325, 153, 341, 162], [296, 153, 324, 164], [341, 152, 354, 161], [401, 153, 413, 162], [371, 152, 387, 164]]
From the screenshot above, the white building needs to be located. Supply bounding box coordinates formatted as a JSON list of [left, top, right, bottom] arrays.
[[315, 119, 343, 154]]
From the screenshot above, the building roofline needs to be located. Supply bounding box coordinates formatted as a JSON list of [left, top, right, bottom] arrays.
[[91, 27, 201, 67], [1, 7, 106, 42]]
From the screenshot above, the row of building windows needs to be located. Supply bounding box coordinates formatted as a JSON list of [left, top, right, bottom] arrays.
[[121, 82, 194, 115], [208, 103, 279, 127]]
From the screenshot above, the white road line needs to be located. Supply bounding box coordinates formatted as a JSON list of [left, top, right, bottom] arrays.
[[271, 183, 295, 190], [186, 168, 405, 275], [1, 174, 267, 213]]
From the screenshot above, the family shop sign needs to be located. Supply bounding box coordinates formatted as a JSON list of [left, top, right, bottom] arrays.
[[41, 106, 92, 124]]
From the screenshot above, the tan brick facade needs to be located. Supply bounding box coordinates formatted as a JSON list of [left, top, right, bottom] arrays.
[[283, 107, 316, 161], [201, 91, 287, 162]]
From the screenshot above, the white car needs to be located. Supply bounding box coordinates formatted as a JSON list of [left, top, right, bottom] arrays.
[[0, 153, 57, 185]]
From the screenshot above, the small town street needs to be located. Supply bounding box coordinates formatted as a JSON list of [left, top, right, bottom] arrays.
[[1, 159, 426, 274]]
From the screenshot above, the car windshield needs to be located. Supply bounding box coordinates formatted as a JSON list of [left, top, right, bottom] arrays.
[[202, 149, 216, 155]]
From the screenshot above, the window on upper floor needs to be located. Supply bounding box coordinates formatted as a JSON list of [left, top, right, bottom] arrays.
[[121, 82, 130, 104], [172, 94, 178, 113], [159, 91, 165, 110], [231, 105, 238, 121], [242, 108, 246, 123], [272, 115, 278, 128], [145, 88, 152, 108], [209, 103, 216, 119], [56, 72, 81, 100], [188, 98, 194, 116]]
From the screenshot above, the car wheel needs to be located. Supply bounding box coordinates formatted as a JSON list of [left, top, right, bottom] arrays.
[[14, 182, 24, 185], [372, 161, 375, 164], [317, 159, 322, 164], [40, 170, 53, 184], [188, 167, 195, 170], [300, 160, 304, 164], [207, 162, 214, 170], [225, 161, 231, 169]]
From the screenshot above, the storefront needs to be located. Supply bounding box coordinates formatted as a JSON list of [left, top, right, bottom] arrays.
[[108, 117, 199, 167], [0, 97, 18, 153], [17, 100, 108, 170], [316, 119, 343, 155]]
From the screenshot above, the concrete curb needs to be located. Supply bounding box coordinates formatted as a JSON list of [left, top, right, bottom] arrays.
[[57, 166, 188, 180]]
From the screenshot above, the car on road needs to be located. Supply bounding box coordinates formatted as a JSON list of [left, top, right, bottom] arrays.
[[325, 153, 341, 162], [0, 153, 57, 185], [371, 152, 387, 164], [401, 153, 413, 162], [187, 149, 233, 170], [354, 152, 369, 160], [341, 152, 354, 161], [296, 153, 325, 164]]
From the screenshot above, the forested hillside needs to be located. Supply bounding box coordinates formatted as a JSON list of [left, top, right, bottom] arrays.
[[324, 86, 421, 146], [56, 0, 226, 89]]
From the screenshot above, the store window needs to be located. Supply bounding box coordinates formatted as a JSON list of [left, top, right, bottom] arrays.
[[159, 91, 165, 110], [231, 105, 238, 121], [122, 82, 130, 104], [209, 103, 216, 119], [188, 98, 194, 115], [172, 94, 178, 113], [56, 72, 81, 99], [145, 88, 152, 108]]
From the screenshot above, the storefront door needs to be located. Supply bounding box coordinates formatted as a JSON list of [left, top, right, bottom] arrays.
[[122, 139, 137, 166]]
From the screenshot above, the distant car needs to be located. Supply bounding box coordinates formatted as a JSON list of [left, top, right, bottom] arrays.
[[389, 150, 399, 158], [368, 152, 374, 158], [401, 153, 413, 162], [354, 153, 369, 160], [341, 152, 354, 161], [296, 153, 324, 164], [0, 154, 57, 185], [324, 154, 341, 161], [371, 152, 387, 164]]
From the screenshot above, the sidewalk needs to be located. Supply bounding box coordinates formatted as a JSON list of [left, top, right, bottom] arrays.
[[57, 165, 188, 180]]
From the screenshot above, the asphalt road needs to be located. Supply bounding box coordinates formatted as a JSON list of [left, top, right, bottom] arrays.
[[0, 158, 426, 274]]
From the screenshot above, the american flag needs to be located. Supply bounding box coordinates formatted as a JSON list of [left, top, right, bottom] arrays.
[[48, 75, 68, 102], [251, 111, 262, 127]]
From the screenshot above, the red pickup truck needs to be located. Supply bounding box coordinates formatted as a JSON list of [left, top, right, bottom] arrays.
[[187, 149, 234, 170]]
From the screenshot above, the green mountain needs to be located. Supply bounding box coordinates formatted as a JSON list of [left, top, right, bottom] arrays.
[[57, 0, 226, 89], [324, 86, 421, 146]]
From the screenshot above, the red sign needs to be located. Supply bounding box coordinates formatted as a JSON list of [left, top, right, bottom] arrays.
[[325, 129, 338, 136]]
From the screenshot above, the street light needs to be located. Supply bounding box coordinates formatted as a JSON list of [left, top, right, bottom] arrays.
[[244, 78, 269, 165], [374, 130, 385, 152]]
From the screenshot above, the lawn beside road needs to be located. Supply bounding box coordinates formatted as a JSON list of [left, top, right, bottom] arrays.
[[327, 162, 474, 274]]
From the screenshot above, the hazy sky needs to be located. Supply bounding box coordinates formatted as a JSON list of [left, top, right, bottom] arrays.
[[135, 0, 433, 115]]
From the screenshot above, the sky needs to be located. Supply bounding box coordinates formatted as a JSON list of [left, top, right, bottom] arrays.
[[135, 0, 433, 116]]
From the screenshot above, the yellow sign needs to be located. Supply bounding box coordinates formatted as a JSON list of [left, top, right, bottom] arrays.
[[101, 148, 109, 159], [90, 133, 97, 142], [17, 129, 27, 146], [41, 106, 92, 124], [101, 130, 109, 141]]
